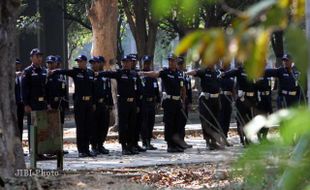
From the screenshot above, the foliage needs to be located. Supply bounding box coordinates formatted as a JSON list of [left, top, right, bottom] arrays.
[[152, 0, 310, 189]]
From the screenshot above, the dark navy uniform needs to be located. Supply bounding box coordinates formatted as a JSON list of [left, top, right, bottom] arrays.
[[140, 69, 160, 149], [22, 65, 48, 111], [15, 59, 24, 140], [159, 67, 184, 151], [98, 65, 140, 154], [219, 68, 235, 138], [223, 66, 257, 145], [90, 57, 112, 154], [53, 63, 95, 156], [194, 68, 225, 149], [265, 67, 300, 108], [255, 76, 273, 140]]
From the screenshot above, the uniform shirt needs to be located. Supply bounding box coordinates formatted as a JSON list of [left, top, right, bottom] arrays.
[[93, 71, 113, 105], [159, 68, 183, 96], [219, 69, 234, 92], [255, 76, 272, 93], [223, 67, 256, 92], [179, 70, 192, 103], [194, 68, 220, 94], [22, 64, 47, 110], [265, 67, 300, 92], [98, 69, 140, 99], [141, 69, 160, 102], [54, 68, 94, 101], [15, 74, 23, 104], [46, 72, 67, 108]]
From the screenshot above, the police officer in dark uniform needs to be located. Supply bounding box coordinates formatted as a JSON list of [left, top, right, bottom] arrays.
[[89, 56, 110, 155], [22, 48, 47, 150], [140, 55, 160, 150], [221, 62, 257, 146], [176, 56, 193, 149], [219, 63, 235, 139], [51, 55, 96, 158], [265, 54, 301, 108], [128, 53, 147, 152], [255, 74, 273, 141], [15, 58, 24, 140], [140, 53, 185, 153], [186, 64, 226, 150], [96, 55, 140, 155]]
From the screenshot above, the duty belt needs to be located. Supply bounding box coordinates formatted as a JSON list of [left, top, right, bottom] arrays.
[[38, 97, 44, 102], [220, 91, 233, 96], [238, 90, 255, 97], [281, 90, 297, 96], [165, 95, 181, 100], [53, 97, 62, 101], [82, 96, 91, 101], [260, 91, 270, 96], [98, 98, 105, 103], [200, 92, 219, 99], [145, 97, 154, 102]]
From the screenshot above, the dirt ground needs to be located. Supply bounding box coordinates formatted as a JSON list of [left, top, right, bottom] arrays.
[[2, 163, 243, 190]]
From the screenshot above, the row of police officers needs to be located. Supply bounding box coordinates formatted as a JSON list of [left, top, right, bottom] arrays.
[[15, 48, 302, 157]]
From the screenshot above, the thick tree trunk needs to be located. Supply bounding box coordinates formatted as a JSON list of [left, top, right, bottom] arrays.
[[0, 0, 26, 178], [88, 0, 118, 63]]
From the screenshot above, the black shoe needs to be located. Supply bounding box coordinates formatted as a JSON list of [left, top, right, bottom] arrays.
[[129, 146, 140, 154], [98, 146, 109, 154], [78, 152, 88, 158], [63, 150, 69, 154], [135, 145, 147, 152], [184, 142, 193, 149], [122, 149, 133, 155], [147, 144, 158, 150], [88, 150, 97, 157], [167, 146, 184, 153], [91, 148, 100, 155]]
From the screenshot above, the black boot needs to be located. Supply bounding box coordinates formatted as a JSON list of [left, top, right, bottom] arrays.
[[98, 146, 109, 154], [167, 142, 183, 153], [143, 139, 157, 150], [121, 143, 133, 155]]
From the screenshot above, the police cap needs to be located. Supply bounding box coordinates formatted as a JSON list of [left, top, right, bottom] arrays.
[[74, 55, 87, 62]]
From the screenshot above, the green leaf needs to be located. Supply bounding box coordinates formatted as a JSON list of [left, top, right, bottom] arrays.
[[151, 0, 173, 19], [175, 30, 206, 56], [285, 26, 309, 89], [245, 0, 277, 19]]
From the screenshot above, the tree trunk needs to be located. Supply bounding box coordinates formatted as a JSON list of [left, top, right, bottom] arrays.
[[306, 0, 310, 106], [271, 31, 284, 67], [0, 0, 26, 178], [88, 0, 118, 63]]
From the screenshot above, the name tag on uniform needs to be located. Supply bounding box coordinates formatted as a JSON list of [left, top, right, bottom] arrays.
[[77, 74, 84, 78], [283, 73, 289, 77], [180, 81, 184, 87], [205, 74, 212, 77], [62, 83, 65, 89], [89, 76, 94, 79], [167, 74, 175, 79], [153, 82, 158, 88], [241, 73, 247, 77], [121, 75, 128, 79], [31, 73, 38, 76], [42, 73, 47, 76]]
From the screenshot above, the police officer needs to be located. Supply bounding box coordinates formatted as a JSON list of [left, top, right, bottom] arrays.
[[15, 58, 24, 140], [265, 54, 301, 108], [221, 62, 257, 146], [255, 74, 273, 141], [186, 64, 226, 150], [51, 55, 96, 158], [96, 55, 140, 155], [219, 63, 235, 139], [140, 55, 160, 150], [176, 56, 193, 149], [22, 48, 47, 151], [128, 53, 146, 152], [89, 56, 110, 155], [140, 53, 185, 153]]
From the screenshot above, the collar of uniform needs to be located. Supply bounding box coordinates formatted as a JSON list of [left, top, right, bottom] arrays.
[[31, 63, 42, 69]]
